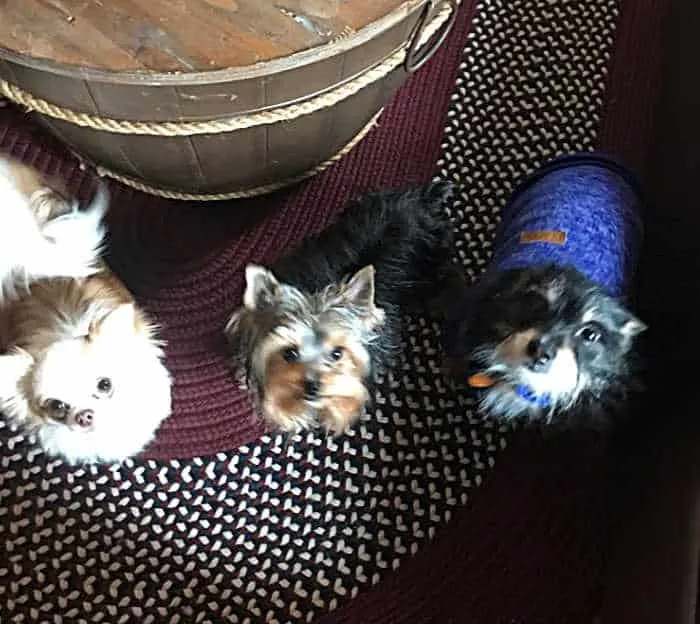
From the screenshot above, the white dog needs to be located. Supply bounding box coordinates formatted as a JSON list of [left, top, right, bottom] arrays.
[[0, 157, 172, 464]]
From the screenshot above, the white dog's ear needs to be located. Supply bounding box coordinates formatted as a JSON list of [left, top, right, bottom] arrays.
[[0, 349, 33, 407], [88, 304, 137, 341]]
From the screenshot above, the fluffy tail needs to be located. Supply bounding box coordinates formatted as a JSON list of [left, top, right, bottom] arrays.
[[275, 182, 456, 307], [39, 182, 109, 275], [0, 182, 109, 303]]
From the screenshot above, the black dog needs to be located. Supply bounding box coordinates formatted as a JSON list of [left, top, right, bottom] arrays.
[[444, 264, 645, 427], [442, 153, 646, 427]]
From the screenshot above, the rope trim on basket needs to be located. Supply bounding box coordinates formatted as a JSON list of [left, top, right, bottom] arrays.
[[0, 4, 454, 137], [94, 109, 384, 201]]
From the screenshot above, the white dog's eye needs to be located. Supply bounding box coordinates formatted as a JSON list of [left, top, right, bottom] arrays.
[[576, 323, 604, 343], [43, 399, 70, 421], [96, 377, 113, 395]]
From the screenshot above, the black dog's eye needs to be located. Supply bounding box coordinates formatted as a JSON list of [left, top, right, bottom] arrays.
[[576, 323, 605, 343], [96, 377, 113, 395], [329, 347, 344, 362], [282, 347, 300, 363], [43, 399, 70, 420]]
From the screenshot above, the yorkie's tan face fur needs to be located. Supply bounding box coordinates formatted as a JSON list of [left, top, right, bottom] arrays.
[[225, 265, 385, 434], [260, 318, 371, 432]]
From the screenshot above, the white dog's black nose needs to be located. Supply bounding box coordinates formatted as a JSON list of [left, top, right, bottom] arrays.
[[303, 379, 320, 400], [74, 409, 94, 428]]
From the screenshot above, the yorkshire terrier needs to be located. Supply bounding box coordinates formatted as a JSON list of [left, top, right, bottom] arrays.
[[0, 155, 107, 304], [0, 160, 172, 464], [225, 183, 454, 435], [442, 153, 647, 427]]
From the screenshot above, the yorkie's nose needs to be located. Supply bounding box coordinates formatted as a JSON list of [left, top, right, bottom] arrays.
[[526, 337, 556, 372], [74, 409, 95, 429], [303, 379, 321, 400]]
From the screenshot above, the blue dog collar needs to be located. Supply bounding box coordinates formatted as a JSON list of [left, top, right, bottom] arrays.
[[514, 384, 552, 409], [468, 373, 552, 409]]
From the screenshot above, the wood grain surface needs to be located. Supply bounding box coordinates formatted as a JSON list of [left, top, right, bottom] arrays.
[[0, 0, 412, 72]]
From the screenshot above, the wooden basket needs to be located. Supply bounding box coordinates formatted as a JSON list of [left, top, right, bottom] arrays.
[[0, 0, 458, 200]]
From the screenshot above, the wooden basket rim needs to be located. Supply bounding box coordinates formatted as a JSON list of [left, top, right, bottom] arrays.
[[0, 0, 427, 86]]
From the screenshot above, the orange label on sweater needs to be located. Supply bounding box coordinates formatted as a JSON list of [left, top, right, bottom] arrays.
[[519, 230, 567, 245]]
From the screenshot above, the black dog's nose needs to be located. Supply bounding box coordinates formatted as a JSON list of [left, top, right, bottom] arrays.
[[533, 352, 552, 371], [526, 337, 556, 372], [303, 379, 321, 400]]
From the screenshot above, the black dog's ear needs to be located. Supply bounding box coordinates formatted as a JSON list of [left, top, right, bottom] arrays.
[[619, 313, 647, 339], [606, 296, 647, 344], [243, 265, 281, 311]]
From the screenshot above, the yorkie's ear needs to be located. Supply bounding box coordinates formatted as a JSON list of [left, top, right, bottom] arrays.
[[343, 265, 376, 311], [0, 349, 33, 404], [243, 265, 280, 311]]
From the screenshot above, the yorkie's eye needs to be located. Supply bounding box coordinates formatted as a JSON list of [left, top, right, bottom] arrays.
[[43, 399, 70, 421], [329, 347, 344, 362], [282, 347, 300, 363], [576, 323, 605, 343], [96, 377, 113, 395]]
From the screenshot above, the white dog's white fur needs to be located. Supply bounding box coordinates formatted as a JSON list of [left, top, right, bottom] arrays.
[[0, 271, 173, 464], [0, 156, 107, 304], [0, 157, 172, 464]]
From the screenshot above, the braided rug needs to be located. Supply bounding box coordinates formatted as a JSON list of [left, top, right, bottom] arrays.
[[0, 0, 642, 621]]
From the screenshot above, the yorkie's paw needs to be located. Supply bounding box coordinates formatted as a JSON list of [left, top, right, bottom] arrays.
[[262, 396, 364, 436], [319, 396, 365, 435], [262, 400, 315, 434]]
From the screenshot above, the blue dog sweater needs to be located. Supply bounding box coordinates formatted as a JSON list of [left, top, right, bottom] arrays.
[[491, 152, 643, 298], [443, 152, 644, 362]]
